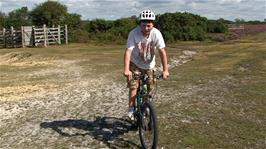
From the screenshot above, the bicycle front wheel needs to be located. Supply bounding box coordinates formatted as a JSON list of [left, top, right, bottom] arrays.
[[139, 101, 158, 149]]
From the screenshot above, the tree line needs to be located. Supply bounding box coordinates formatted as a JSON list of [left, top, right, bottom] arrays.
[[0, 1, 265, 43]]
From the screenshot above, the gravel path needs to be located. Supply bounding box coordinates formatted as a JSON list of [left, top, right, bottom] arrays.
[[0, 50, 198, 148]]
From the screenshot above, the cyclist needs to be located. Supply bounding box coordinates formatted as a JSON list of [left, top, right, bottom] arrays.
[[124, 10, 169, 120]]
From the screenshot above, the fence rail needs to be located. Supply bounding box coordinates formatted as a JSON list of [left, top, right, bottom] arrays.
[[0, 27, 22, 48], [0, 25, 68, 48]]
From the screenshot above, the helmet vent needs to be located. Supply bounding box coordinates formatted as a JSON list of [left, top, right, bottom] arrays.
[[139, 10, 155, 21]]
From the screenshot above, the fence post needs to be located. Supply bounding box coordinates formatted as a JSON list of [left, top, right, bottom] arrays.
[[21, 26, 25, 48], [43, 24, 47, 47], [58, 25, 61, 44], [65, 25, 68, 44], [3, 28, 6, 48], [11, 26, 14, 48], [32, 26, 35, 46]]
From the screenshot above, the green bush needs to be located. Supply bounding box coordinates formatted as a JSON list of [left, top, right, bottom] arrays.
[[156, 12, 208, 43], [69, 29, 90, 43], [207, 20, 228, 33]]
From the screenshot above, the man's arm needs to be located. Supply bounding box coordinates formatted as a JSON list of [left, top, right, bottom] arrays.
[[124, 48, 133, 80], [159, 48, 169, 79]]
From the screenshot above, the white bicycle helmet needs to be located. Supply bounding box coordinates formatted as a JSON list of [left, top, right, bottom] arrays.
[[139, 10, 155, 21]]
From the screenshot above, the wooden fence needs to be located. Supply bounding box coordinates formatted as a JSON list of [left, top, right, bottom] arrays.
[[0, 25, 68, 48], [0, 27, 22, 48]]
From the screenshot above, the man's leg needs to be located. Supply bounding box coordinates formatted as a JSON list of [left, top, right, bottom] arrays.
[[128, 62, 139, 108], [129, 88, 137, 107], [127, 87, 137, 120], [147, 69, 155, 96]]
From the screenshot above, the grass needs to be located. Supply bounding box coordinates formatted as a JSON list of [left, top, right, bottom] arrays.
[[157, 33, 266, 148], [0, 33, 265, 148]]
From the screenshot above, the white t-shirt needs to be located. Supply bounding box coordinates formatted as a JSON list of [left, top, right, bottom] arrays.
[[127, 26, 165, 69]]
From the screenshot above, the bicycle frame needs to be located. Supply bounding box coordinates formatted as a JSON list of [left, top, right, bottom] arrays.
[[133, 72, 161, 149], [135, 74, 149, 113], [135, 73, 162, 109]]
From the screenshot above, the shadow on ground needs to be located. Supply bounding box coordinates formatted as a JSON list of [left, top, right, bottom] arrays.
[[40, 116, 140, 148]]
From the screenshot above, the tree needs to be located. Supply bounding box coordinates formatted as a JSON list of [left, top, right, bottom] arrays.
[[64, 13, 82, 29], [5, 7, 31, 28], [235, 18, 245, 25], [63, 13, 85, 43], [112, 17, 137, 39], [156, 12, 208, 42], [30, 1, 67, 26], [246, 20, 264, 25], [0, 11, 7, 28], [207, 19, 228, 33], [217, 18, 233, 24], [86, 19, 113, 33]]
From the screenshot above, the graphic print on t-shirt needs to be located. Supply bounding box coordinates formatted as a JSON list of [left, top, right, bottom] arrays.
[[137, 38, 155, 63]]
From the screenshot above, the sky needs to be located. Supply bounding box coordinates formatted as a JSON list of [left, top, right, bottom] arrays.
[[0, 0, 265, 21]]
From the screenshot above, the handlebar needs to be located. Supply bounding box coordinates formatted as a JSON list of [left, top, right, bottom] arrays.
[[154, 73, 163, 80], [132, 73, 164, 81]]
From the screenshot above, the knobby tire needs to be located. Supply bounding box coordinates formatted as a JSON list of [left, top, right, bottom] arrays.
[[139, 101, 158, 149]]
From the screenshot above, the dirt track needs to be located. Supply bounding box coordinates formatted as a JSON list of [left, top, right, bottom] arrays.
[[2, 47, 264, 148], [0, 49, 198, 148], [0, 77, 133, 148]]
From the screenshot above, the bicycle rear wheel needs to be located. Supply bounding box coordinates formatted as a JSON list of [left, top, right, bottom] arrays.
[[139, 101, 158, 149]]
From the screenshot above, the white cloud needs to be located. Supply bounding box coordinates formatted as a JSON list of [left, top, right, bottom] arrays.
[[0, 0, 46, 13], [0, 0, 265, 21], [188, 2, 199, 9], [221, 0, 243, 2]]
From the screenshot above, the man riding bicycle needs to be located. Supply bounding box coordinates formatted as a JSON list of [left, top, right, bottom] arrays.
[[124, 10, 169, 120]]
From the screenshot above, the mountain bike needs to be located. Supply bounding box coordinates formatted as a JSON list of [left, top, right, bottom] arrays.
[[131, 72, 163, 149]]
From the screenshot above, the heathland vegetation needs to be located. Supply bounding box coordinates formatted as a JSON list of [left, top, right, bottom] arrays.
[[0, 32, 265, 148], [1, 1, 266, 148], [1, 1, 265, 44]]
